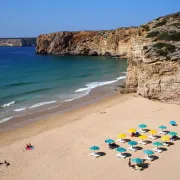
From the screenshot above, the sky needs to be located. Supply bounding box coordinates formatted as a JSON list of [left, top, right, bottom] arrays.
[[1, 0, 180, 37]]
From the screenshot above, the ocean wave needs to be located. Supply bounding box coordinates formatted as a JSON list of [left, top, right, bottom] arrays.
[[1, 101, 15, 108], [0, 116, 13, 124], [4, 81, 36, 88], [30, 101, 57, 108], [13, 108, 26, 112], [75, 75, 126, 93], [76, 74, 91, 78]]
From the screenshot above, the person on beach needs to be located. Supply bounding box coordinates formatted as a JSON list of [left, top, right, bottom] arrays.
[[4, 160, 10, 166], [128, 158, 131, 167]]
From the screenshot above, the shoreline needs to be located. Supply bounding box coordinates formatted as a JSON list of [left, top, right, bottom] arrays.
[[0, 78, 125, 133], [0, 88, 128, 147]]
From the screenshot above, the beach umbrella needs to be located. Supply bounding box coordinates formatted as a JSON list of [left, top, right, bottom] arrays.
[[139, 135, 147, 140], [116, 147, 126, 155], [153, 141, 163, 148], [139, 124, 147, 130], [159, 125, 167, 131], [105, 139, 114, 144], [170, 121, 176, 125], [90, 146, 100, 153], [128, 141, 138, 147], [144, 150, 154, 157], [118, 134, 126, 139], [161, 136, 170, 142], [131, 158, 143, 164], [168, 132, 177, 136], [128, 128, 136, 133], [149, 130, 157, 135]]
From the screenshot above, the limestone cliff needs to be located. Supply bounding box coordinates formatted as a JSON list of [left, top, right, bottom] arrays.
[[36, 12, 180, 104], [0, 38, 36, 47]]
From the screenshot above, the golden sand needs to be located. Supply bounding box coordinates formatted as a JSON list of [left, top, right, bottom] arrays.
[[0, 94, 180, 180]]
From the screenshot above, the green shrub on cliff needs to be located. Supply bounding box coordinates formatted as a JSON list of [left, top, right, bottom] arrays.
[[153, 19, 167, 28], [153, 42, 176, 56], [157, 31, 180, 41], [146, 31, 160, 38]]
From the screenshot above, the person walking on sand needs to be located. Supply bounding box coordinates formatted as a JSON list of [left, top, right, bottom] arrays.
[[128, 158, 131, 167]]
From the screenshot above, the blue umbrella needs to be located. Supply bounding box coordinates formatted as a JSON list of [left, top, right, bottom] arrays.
[[131, 158, 143, 164], [159, 125, 167, 130], [105, 139, 114, 144], [90, 146, 100, 153], [168, 131, 177, 136], [170, 121, 176, 125], [128, 141, 138, 147], [153, 142, 163, 148], [139, 124, 147, 129], [116, 147, 126, 153], [144, 150, 154, 157]]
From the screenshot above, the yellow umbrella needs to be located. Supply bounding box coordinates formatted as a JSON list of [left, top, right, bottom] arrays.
[[139, 135, 147, 140], [128, 128, 136, 133], [118, 134, 126, 139], [161, 135, 170, 142], [149, 130, 157, 135]]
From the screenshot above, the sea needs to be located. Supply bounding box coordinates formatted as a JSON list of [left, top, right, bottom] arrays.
[[0, 47, 127, 127]]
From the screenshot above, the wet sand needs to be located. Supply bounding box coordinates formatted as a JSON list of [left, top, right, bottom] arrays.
[[1, 93, 180, 180]]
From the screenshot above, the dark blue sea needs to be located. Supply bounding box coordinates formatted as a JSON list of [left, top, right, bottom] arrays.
[[0, 47, 127, 124]]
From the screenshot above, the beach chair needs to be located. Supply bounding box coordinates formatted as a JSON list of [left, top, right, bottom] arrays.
[[132, 165, 143, 171], [89, 152, 101, 158], [127, 147, 137, 152], [116, 139, 126, 143], [144, 156, 153, 161], [138, 140, 147, 145], [148, 135, 157, 140], [116, 153, 126, 159], [138, 129, 146, 133], [162, 142, 169, 146], [158, 131, 167, 135], [152, 148, 162, 153]]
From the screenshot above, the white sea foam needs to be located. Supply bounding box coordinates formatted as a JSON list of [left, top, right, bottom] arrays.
[[75, 75, 126, 93], [1, 101, 15, 108], [0, 116, 13, 124], [30, 101, 57, 109], [13, 108, 26, 112]]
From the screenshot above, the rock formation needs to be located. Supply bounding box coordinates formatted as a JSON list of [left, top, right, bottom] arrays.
[[36, 12, 180, 104], [0, 38, 36, 47]]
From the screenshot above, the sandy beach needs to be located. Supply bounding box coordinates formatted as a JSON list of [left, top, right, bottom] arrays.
[[1, 93, 180, 180]]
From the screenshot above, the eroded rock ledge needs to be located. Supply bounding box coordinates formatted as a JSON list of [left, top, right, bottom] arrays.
[[36, 12, 180, 104]]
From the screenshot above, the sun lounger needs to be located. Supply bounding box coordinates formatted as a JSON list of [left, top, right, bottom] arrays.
[[116, 139, 126, 143], [138, 140, 147, 145], [89, 152, 101, 158], [116, 153, 126, 159], [148, 135, 157, 140], [127, 147, 137, 152], [132, 165, 143, 171], [138, 129, 146, 133], [163, 142, 169, 146], [158, 131, 167, 135], [152, 148, 162, 153], [144, 156, 153, 161]]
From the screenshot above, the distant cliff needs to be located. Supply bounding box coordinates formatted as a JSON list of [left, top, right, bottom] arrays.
[[36, 12, 180, 104], [0, 38, 36, 47]]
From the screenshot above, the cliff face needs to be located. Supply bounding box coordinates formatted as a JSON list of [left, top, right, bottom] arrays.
[[0, 38, 36, 47], [36, 12, 180, 104], [36, 28, 142, 56]]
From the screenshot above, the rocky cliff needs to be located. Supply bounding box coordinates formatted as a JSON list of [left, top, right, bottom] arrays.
[[0, 38, 36, 46], [36, 12, 180, 104]]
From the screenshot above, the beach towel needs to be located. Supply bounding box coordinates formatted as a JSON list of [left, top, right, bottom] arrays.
[[25, 146, 34, 150]]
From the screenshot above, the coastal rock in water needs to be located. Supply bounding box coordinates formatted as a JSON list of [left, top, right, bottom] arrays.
[[0, 38, 36, 47], [36, 12, 180, 104]]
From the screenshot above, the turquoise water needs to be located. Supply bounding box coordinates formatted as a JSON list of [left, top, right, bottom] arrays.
[[0, 47, 127, 123]]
